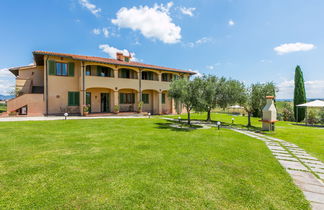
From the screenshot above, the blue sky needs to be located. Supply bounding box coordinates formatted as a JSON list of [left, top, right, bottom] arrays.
[[0, 0, 324, 98]]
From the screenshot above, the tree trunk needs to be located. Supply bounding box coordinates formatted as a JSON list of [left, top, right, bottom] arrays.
[[206, 109, 211, 122], [187, 108, 191, 125], [247, 112, 251, 127]]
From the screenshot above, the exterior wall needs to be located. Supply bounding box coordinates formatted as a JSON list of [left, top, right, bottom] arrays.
[[7, 94, 44, 115], [9, 55, 191, 116], [16, 66, 44, 94], [46, 56, 81, 114]]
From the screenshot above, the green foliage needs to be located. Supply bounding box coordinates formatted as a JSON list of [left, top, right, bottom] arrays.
[[319, 109, 324, 124], [294, 66, 307, 122], [168, 78, 203, 124], [282, 103, 295, 122], [307, 110, 318, 125], [251, 82, 277, 117], [241, 82, 277, 126]]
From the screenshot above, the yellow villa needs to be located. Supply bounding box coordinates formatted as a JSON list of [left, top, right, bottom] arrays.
[[5, 51, 195, 116]]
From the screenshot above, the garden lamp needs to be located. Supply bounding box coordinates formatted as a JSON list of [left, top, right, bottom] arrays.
[[148, 112, 151, 118], [178, 116, 181, 123], [217, 121, 221, 130], [64, 112, 68, 120], [232, 118, 235, 125]]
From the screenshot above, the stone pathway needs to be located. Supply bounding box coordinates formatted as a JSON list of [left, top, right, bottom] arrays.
[[233, 129, 324, 209]]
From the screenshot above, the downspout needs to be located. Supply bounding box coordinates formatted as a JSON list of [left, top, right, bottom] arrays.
[[45, 55, 49, 116], [139, 68, 142, 101], [82, 62, 85, 107]]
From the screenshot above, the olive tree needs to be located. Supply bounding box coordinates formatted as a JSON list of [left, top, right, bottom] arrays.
[[168, 77, 203, 125]]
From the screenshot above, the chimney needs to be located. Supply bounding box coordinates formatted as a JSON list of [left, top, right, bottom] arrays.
[[261, 96, 277, 131], [116, 52, 124, 61]]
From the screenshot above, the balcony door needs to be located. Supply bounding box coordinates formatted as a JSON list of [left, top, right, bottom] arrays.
[[100, 93, 110, 113]]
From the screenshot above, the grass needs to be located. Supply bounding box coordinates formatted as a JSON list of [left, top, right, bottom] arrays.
[[0, 118, 309, 209], [166, 112, 324, 162], [0, 104, 6, 113]]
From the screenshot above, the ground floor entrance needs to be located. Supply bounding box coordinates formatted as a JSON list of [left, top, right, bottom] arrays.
[[100, 93, 110, 112]]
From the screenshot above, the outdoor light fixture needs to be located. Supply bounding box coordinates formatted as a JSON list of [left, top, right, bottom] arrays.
[[232, 118, 235, 126], [178, 116, 181, 123], [217, 121, 221, 130], [64, 113, 68, 120], [148, 112, 151, 118]]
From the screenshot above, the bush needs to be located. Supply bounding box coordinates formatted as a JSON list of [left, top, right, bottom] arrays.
[[281, 103, 295, 122], [307, 110, 318, 125], [319, 109, 324, 125]]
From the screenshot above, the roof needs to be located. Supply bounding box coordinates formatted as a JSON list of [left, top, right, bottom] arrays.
[[32, 51, 196, 74], [296, 100, 324, 107], [8, 65, 36, 76]]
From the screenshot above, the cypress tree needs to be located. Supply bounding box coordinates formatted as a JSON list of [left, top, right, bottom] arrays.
[[293, 65, 307, 122]]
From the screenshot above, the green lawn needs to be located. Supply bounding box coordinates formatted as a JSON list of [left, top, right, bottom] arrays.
[[0, 118, 309, 209], [167, 112, 324, 162]]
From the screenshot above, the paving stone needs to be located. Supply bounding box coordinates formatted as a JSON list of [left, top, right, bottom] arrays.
[[302, 160, 322, 165], [306, 163, 324, 169], [299, 156, 319, 161], [298, 183, 324, 194], [312, 168, 324, 174], [318, 174, 324, 180], [274, 153, 293, 158], [311, 202, 324, 210], [288, 170, 323, 186], [303, 191, 324, 204], [268, 146, 286, 151], [277, 157, 298, 162], [279, 160, 308, 171]]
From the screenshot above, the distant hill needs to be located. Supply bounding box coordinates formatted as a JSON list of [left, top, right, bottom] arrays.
[[0, 95, 14, 100], [277, 98, 324, 102]]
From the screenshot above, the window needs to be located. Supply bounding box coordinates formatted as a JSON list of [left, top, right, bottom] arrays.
[[68, 92, 80, 106], [48, 60, 74, 76], [162, 73, 170, 82], [142, 71, 154, 80], [56, 63, 68, 76], [142, 94, 149, 104], [120, 69, 130, 78], [119, 93, 135, 104], [97, 66, 113, 77], [86, 66, 91, 76], [173, 75, 179, 81], [162, 93, 166, 104]]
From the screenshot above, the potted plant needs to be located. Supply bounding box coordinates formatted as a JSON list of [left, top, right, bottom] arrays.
[[83, 104, 90, 116], [113, 105, 119, 114], [137, 101, 143, 113]]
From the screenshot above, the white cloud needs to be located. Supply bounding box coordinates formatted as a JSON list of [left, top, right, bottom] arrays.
[[260, 59, 272, 63], [274, 42, 315, 55], [102, 28, 109, 38], [92, 28, 101, 35], [111, 2, 181, 44], [79, 0, 101, 16], [228, 19, 235, 26], [99, 44, 136, 61], [277, 79, 324, 99], [0, 68, 15, 95], [206, 63, 221, 70], [179, 7, 196, 17], [190, 69, 203, 78], [185, 37, 213, 47]]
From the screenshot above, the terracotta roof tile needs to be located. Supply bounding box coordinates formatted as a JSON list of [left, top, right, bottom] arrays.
[[33, 51, 196, 74]]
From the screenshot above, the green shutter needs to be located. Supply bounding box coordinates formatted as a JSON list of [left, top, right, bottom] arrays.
[[68, 92, 73, 106], [75, 92, 80, 106], [48, 60, 55, 75], [68, 62, 75, 77]]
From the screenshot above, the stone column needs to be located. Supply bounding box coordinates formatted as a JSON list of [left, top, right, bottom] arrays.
[[114, 69, 118, 79], [158, 73, 162, 81], [158, 91, 162, 114], [113, 90, 119, 109]]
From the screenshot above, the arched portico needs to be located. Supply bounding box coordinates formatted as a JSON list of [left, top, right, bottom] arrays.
[[85, 88, 114, 113], [118, 88, 139, 112]]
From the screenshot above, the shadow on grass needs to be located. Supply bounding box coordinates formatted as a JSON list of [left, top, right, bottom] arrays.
[[154, 120, 203, 132]]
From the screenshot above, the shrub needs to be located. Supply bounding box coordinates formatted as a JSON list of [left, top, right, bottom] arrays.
[[307, 110, 318, 125], [113, 105, 119, 113], [319, 109, 324, 125], [282, 103, 295, 122]]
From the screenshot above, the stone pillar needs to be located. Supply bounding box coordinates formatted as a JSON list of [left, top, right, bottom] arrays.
[[114, 69, 118, 79], [113, 90, 118, 107], [158, 73, 162, 81], [158, 91, 162, 114]]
